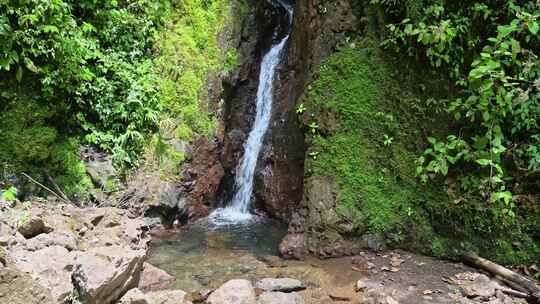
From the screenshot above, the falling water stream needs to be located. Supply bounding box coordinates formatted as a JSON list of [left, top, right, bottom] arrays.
[[210, 2, 293, 225]]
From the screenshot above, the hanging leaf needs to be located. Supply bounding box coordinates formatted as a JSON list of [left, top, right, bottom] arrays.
[[16, 66, 23, 82], [24, 57, 38, 73]]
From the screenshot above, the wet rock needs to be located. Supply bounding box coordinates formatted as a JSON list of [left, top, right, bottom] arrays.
[[17, 216, 52, 239], [138, 262, 176, 292], [279, 233, 306, 260], [72, 246, 146, 304], [257, 291, 304, 304], [118, 288, 191, 304], [182, 138, 224, 212], [255, 278, 305, 292], [207, 279, 256, 304], [0, 266, 55, 304]]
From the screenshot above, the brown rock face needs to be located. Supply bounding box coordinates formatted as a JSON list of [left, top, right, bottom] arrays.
[[253, 0, 359, 219], [188, 138, 225, 207]]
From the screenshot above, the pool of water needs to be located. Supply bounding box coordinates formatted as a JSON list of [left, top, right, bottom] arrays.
[[147, 218, 289, 292]]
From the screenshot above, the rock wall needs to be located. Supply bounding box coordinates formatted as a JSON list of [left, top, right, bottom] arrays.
[[278, 0, 367, 258], [218, 0, 360, 220]]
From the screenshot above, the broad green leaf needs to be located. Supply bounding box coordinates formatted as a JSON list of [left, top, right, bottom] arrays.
[[529, 21, 539, 34]]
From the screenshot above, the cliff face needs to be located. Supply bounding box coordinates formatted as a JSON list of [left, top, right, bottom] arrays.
[[251, 0, 359, 218], [182, 0, 359, 221]]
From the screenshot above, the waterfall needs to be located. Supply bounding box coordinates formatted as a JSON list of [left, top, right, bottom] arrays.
[[210, 3, 292, 225]]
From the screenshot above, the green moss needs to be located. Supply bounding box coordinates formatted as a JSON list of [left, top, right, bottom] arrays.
[[224, 49, 239, 72], [303, 38, 540, 264], [303, 41, 444, 252]]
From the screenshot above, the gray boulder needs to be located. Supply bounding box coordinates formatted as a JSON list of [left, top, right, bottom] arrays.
[[257, 292, 304, 304], [255, 278, 305, 292], [0, 266, 55, 304], [11, 245, 76, 302], [17, 215, 52, 239], [25, 231, 78, 251], [118, 288, 191, 304], [138, 262, 176, 292], [72, 246, 146, 304], [207, 279, 256, 304]]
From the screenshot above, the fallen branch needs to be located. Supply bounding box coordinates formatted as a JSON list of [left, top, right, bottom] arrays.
[[21, 172, 73, 205], [463, 252, 540, 303], [46, 173, 73, 205]]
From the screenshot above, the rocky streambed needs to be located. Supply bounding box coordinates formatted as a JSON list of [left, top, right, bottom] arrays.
[[0, 202, 531, 304]]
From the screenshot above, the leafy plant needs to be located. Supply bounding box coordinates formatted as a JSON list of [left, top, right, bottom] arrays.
[[308, 121, 320, 134], [296, 103, 306, 114], [383, 134, 394, 146], [380, 1, 540, 208], [1, 187, 18, 202]]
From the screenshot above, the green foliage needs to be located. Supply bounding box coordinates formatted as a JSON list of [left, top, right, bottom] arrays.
[[156, 0, 233, 140], [370, 0, 540, 263], [0, 0, 170, 196], [303, 34, 540, 263], [380, 0, 540, 212], [1, 187, 18, 202], [0, 0, 165, 168]]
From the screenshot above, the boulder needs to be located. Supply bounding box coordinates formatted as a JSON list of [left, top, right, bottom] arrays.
[[0, 266, 55, 304], [255, 278, 305, 292], [257, 292, 304, 304], [11, 245, 76, 302], [118, 288, 147, 304], [17, 215, 52, 239], [72, 246, 146, 304], [460, 274, 498, 299], [25, 231, 78, 251], [118, 288, 191, 304], [207, 279, 256, 304], [0, 247, 7, 266], [138, 262, 176, 292], [279, 233, 306, 260], [81, 146, 118, 192]]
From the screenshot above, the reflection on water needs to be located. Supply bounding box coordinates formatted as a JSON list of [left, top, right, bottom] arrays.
[[147, 218, 288, 292]]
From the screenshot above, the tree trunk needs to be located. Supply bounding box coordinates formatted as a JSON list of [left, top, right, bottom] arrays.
[[462, 252, 540, 303]]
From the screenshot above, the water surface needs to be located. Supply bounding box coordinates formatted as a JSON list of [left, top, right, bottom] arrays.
[[147, 218, 288, 292]]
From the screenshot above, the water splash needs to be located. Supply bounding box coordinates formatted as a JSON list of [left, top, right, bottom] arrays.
[[210, 5, 292, 225]]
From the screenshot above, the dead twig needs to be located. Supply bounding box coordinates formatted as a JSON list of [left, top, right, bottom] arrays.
[[21, 172, 73, 205]]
